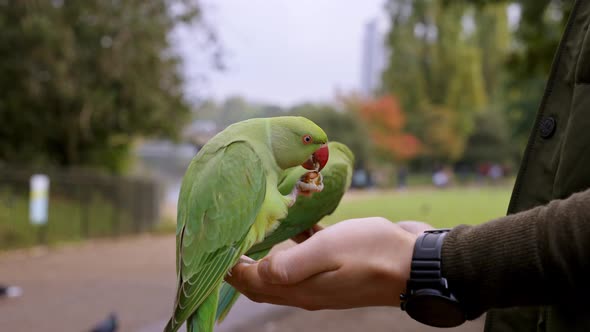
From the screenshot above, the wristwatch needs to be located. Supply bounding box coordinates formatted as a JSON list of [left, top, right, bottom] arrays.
[[400, 229, 466, 328]]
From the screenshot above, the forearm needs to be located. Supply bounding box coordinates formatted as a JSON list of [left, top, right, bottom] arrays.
[[442, 188, 590, 319]]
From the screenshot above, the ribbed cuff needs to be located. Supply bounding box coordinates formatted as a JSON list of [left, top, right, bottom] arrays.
[[441, 215, 545, 319], [441, 189, 590, 320]]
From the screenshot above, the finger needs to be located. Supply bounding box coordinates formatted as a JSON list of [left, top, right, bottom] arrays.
[[227, 261, 338, 309], [226, 262, 264, 290], [291, 223, 325, 244], [258, 235, 339, 285], [226, 262, 288, 298]]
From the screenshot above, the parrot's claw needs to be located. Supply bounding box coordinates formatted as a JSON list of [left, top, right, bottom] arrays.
[[288, 170, 325, 207], [227, 256, 257, 277], [288, 192, 298, 207], [238, 255, 256, 265]]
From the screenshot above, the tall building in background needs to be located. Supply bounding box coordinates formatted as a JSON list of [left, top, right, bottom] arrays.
[[360, 18, 387, 97]]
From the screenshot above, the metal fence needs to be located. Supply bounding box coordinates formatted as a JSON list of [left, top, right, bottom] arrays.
[[0, 168, 162, 250]]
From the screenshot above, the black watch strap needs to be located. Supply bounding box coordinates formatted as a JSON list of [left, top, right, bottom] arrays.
[[410, 229, 449, 289], [400, 229, 466, 328]]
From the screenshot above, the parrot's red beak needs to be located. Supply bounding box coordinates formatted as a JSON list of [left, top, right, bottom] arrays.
[[302, 144, 329, 171]]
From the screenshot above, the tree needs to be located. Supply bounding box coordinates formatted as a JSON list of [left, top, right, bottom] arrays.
[[353, 95, 420, 163], [382, 0, 505, 163], [383, 0, 485, 160], [0, 0, 213, 172], [461, 109, 513, 166]]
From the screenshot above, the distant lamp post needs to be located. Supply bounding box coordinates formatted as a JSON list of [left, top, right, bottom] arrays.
[[29, 174, 49, 244]]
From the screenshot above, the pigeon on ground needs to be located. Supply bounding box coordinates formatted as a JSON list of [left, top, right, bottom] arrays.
[[0, 284, 23, 298], [89, 312, 118, 332]]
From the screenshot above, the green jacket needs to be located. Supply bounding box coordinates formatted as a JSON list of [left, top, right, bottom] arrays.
[[489, 0, 590, 330], [441, 1, 590, 331]]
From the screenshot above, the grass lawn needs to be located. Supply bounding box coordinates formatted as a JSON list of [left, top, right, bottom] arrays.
[[320, 186, 513, 228], [0, 185, 514, 250]]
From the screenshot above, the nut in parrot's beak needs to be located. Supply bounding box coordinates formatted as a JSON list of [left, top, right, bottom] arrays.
[[301, 144, 329, 171], [297, 170, 324, 196]]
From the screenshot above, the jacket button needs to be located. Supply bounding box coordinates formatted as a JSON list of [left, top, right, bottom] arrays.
[[539, 116, 556, 139]]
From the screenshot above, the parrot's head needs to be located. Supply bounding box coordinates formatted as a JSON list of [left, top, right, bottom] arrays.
[[270, 116, 329, 171]]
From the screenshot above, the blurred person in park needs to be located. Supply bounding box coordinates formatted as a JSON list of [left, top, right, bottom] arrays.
[[227, 2, 590, 331], [432, 166, 452, 188]]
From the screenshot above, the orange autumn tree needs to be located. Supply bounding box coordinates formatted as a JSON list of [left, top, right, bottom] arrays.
[[355, 95, 421, 163]]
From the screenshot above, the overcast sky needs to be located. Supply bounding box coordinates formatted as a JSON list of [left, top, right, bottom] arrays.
[[174, 0, 389, 107]]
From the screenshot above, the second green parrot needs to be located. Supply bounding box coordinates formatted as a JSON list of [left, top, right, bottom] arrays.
[[215, 141, 355, 322]]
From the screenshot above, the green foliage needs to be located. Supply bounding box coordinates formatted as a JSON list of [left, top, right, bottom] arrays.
[[382, 0, 507, 163], [461, 109, 514, 165], [507, 0, 572, 78], [475, 4, 510, 97], [0, 1, 208, 172]]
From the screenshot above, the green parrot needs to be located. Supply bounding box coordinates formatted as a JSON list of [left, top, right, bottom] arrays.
[[163, 116, 329, 332], [215, 141, 355, 323]]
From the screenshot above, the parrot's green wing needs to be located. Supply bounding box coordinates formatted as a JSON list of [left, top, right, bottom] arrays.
[[216, 142, 354, 322], [165, 141, 266, 332]]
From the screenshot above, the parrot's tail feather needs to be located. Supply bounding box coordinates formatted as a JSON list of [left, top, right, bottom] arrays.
[[187, 314, 197, 332], [187, 284, 220, 332], [216, 250, 268, 322], [216, 283, 241, 323], [163, 318, 178, 332]]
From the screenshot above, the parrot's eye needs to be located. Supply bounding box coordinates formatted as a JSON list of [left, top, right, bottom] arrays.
[[302, 135, 313, 145]]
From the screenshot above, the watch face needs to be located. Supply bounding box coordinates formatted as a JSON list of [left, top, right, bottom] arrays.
[[405, 292, 466, 328]]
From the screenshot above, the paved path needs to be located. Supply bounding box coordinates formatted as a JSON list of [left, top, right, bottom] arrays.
[[0, 235, 484, 332]]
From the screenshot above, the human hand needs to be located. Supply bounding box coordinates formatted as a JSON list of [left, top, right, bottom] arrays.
[[226, 217, 421, 310]]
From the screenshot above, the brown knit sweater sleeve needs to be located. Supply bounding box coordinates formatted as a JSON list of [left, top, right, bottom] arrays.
[[441, 188, 590, 319]]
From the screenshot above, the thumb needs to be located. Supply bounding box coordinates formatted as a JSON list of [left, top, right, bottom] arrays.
[[257, 237, 338, 285]]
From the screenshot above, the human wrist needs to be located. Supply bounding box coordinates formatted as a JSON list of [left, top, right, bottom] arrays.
[[379, 224, 417, 306], [400, 232, 418, 293]]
